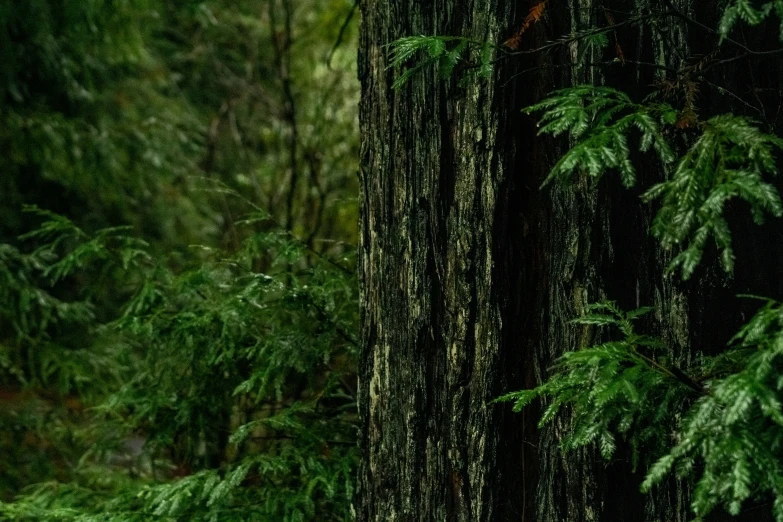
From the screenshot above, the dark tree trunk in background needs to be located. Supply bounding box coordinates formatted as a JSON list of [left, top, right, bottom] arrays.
[[529, 2, 696, 520], [358, 0, 783, 521]]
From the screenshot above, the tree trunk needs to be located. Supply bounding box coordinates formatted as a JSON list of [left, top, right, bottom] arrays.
[[357, 2, 531, 519], [358, 0, 783, 520], [527, 3, 700, 521]]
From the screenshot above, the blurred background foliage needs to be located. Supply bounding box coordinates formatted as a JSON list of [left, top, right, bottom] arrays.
[[0, 0, 359, 520]]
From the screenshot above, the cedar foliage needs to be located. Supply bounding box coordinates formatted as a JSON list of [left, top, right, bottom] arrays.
[[526, 88, 783, 279], [0, 207, 358, 521], [0, 1, 360, 520], [387, 35, 494, 88]]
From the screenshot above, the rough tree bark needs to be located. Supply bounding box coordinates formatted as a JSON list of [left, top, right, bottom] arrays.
[[357, 2, 533, 519], [358, 0, 783, 521]]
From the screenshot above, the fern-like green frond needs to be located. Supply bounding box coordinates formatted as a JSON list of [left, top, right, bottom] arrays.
[[531, 87, 783, 281], [387, 35, 494, 88], [644, 115, 783, 280], [504, 298, 783, 522], [720, 0, 783, 41], [496, 302, 692, 466], [640, 298, 783, 522], [526, 86, 676, 187]]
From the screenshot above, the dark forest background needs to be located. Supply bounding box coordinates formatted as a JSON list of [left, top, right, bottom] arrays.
[[0, 1, 359, 520]]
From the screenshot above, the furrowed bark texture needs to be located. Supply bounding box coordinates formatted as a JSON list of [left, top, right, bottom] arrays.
[[357, 2, 529, 520], [359, 0, 783, 521], [532, 3, 782, 521], [531, 2, 696, 520]]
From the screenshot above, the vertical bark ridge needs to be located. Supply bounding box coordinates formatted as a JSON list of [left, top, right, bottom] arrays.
[[358, 1, 529, 520], [527, 2, 696, 521]]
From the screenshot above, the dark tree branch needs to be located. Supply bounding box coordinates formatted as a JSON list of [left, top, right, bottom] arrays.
[[326, 1, 358, 69]]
